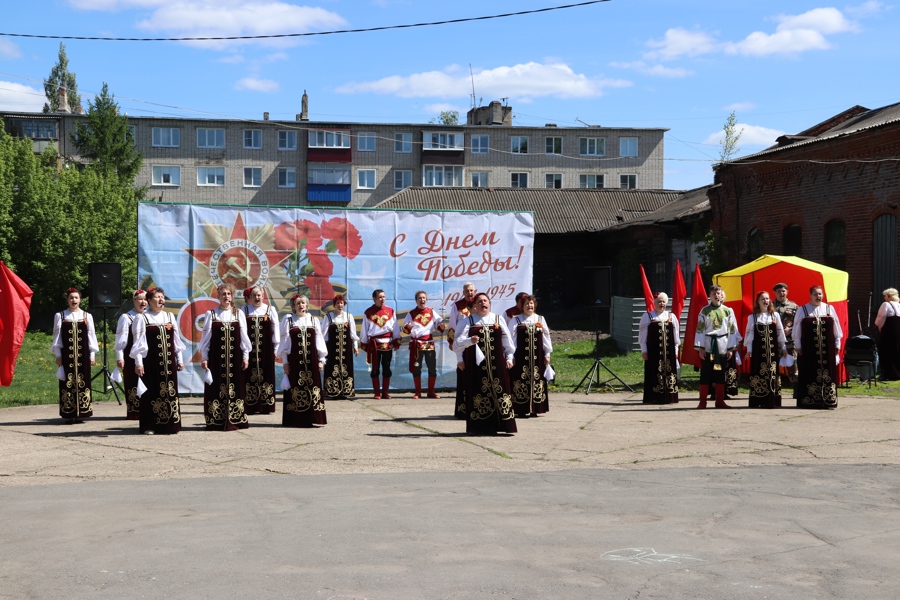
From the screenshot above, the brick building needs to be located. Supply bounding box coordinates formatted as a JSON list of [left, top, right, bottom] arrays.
[[2, 98, 666, 208], [708, 102, 900, 329]]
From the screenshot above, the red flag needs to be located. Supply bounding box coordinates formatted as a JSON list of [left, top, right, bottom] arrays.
[[672, 260, 687, 322], [680, 263, 707, 368], [639, 264, 654, 311], [0, 261, 34, 386]]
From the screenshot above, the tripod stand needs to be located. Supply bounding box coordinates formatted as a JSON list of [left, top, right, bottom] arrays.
[[90, 307, 123, 405], [572, 330, 634, 394]]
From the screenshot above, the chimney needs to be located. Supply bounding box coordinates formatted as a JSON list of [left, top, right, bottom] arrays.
[[490, 100, 502, 125], [263, 112, 269, 121], [300, 90, 309, 121], [58, 87, 70, 113]]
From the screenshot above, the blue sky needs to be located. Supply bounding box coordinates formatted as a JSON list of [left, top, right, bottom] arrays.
[[1, 0, 898, 190]]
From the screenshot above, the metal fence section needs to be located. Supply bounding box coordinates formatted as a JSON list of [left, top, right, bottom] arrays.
[[610, 296, 691, 352]]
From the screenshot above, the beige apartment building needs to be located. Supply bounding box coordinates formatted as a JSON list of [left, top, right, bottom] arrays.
[[3, 100, 667, 207]]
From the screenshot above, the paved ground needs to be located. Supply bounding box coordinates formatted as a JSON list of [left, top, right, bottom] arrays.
[[1, 391, 899, 599]]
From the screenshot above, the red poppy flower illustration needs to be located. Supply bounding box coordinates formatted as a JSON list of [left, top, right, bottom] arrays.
[[321, 217, 362, 259], [307, 250, 334, 277], [304, 274, 335, 306], [274, 219, 322, 252]]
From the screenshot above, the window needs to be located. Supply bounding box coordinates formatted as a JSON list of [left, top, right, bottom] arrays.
[[545, 137, 562, 155], [619, 174, 637, 189], [358, 132, 376, 152], [511, 137, 528, 154], [197, 128, 225, 148], [423, 165, 463, 187], [243, 129, 262, 149], [394, 170, 412, 190], [278, 130, 297, 150], [579, 174, 604, 188], [580, 137, 605, 156], [152, 127, 180, 147], [308, 166, 351, 185], [243, 167, 262, 187], [357, 169, 376, 189], [783, 224, 802, 256], [308, 130, 351, 148], [747, 228, 764, 261], [471, 135, 489, 154], [197, 167, 225, 186], [278, 167, 296, 188], [619, 137, 638, 157], [545, 173, 562, 189], [511, 172, 528, 188], [127, 125, 136, 146], [824, 220, 846, 270], [471, 172, 489, 188], [151, 166, 180, 186], [423, 132, 464, 150], [394, 133, 412, 153], [21, 120, 57, 139]]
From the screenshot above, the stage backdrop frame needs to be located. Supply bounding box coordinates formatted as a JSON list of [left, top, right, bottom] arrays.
[[137, 202, 535, 393]]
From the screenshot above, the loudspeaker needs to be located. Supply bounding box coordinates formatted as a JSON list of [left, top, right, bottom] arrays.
[[89, 262, 122, 309]]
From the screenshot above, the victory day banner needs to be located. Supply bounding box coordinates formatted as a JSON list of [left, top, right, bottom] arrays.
[[137, 203, 534, 393]]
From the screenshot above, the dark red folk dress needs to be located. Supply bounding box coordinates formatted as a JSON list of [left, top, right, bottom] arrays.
[[283, 317, 327, 428], [323, 316, 356, 399], [243, 308, 277, 414], [642, 317, 679, 405], [140, 318, 182, 434], [748, 318, 781, 409], [58, 317, 93, 420], [795, 313, 838, 409], [204, 313, 249, 430], [461, 324, 517, 435], [509, 318, 550, 416]]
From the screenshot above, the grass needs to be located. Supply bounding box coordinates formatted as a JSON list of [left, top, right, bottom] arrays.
[[3, 332, 899, 409]]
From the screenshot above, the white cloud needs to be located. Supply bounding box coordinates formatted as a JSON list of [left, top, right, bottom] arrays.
[[0, 39, 22, 59], [644, 28, 718, 61], [336, 62, 631, 100], [424, 103, 461, 115], [0, 81, 47, 111], [68, 1, 347, 49], [724, 102, 757, 112], [610, 60, 693, 78], [776, 7, 859, 34], [847, 1, 888, 16], [725, 8, 858, 56], [234, 77, 280, 92], [702, 123, 786, 147], [217, 55, 245, 64]]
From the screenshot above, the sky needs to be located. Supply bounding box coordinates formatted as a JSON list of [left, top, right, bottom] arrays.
[[1, 0, 899, 190]]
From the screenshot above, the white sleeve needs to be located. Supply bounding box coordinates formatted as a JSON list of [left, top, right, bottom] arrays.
[[276, 315, 293, 362], [454, 317, 474, 358], [198, 311, 214, 361], [113, 314, 131, 360], [237, 311, 252, 360], [86, 313, 100, 357], [499, 318, 515, 360], [347, 312, 360, 349], [130, 316, 148, 367], [743, 316, 755, 350], [541, 316, 553, 357], [51, 312, 64, 357], [671, 315, 680, 354], [314, 317, 327, 362], [774, 312, 787, 349], [830, 305, 843, 345], [269, 306, 281, 349], [171, 313, 186, 365], [875, 302, 888, 331], [638, 312, 650, 353]]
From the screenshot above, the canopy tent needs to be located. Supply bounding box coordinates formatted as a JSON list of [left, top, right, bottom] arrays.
[[713, 254, 849, 382]]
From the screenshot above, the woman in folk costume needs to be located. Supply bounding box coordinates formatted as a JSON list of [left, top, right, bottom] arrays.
[[875, 287, 900, 381], [507, 294, 553, 416], [693, 285, 740, 409], [114, 289, 147, 420], [449, 282, 476, 419], [454, 293, 517, 435], [402, 290, 445, 399], [241, 285, 279, 414], [794, 285, 843, 409], [743, 291, 787, 408], [639, 292, 679, 405], [198, 283, 251, 430], [278, 294, 327, 427], [51, 287, 100, 423], [131, 288, 183, 434], [321, 294, 359, 399]]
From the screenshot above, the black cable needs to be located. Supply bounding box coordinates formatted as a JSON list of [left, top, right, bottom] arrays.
[[0, 1, 611, 42]]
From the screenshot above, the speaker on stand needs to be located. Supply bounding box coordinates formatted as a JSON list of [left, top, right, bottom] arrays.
[[88, 262, 123, 405]]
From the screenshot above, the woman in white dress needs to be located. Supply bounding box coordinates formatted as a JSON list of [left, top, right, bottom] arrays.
[[51, 287, 99, 423], [114, 289, 147, 420], [131, 287, 184, 434], [743, 291, 787, 408], [198, 283, 251, 430], [320, 293, 359, 399], [278, 294, 327, 427], [507, 294, 552, 416], [241, 285, 280, 414]]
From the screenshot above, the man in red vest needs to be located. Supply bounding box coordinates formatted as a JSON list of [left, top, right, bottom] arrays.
[[361, 289, 400, 399], [403, 290, 445, 399]]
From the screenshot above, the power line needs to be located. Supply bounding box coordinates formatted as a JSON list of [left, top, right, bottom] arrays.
[[0, 1, 611, 42]]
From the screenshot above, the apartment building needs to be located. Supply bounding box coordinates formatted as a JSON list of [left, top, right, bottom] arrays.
[[2, 99, 667, 207]]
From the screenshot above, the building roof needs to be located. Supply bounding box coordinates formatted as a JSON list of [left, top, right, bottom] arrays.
[[605, 185, 711, 230], [724, 101, 900, 164], [376, 187, 701, 234]]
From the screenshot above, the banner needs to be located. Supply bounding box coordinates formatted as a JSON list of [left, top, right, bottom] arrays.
[[137, 203, 534, 393]]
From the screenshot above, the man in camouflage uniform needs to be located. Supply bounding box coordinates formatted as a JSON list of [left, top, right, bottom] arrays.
[[773, 282, 799, 384]]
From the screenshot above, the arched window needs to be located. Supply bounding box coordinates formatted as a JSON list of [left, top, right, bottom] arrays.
[[747, 228, 764, 261], [783, 224, 802, 256], [824, 220, 846, 270]]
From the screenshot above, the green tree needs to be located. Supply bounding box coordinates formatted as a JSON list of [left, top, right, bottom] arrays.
[[429, 110, 459, 126], [43, 43, 81, 113], [72, 83, 142, 181], [717, 111, 742, 165]]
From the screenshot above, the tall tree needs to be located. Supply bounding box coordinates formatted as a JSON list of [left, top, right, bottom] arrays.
[[717, 111, 743, 164], [43, 43, 81, 113], [72, 83, 142, 181], [429, 110, 459, 126]]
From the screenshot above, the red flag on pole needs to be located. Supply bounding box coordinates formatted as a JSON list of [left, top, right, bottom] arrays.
[[680, 263, 707, 368], [639, 264, 654, 311], [672, 260, 687, 322], [0, 261, 34, 386]]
